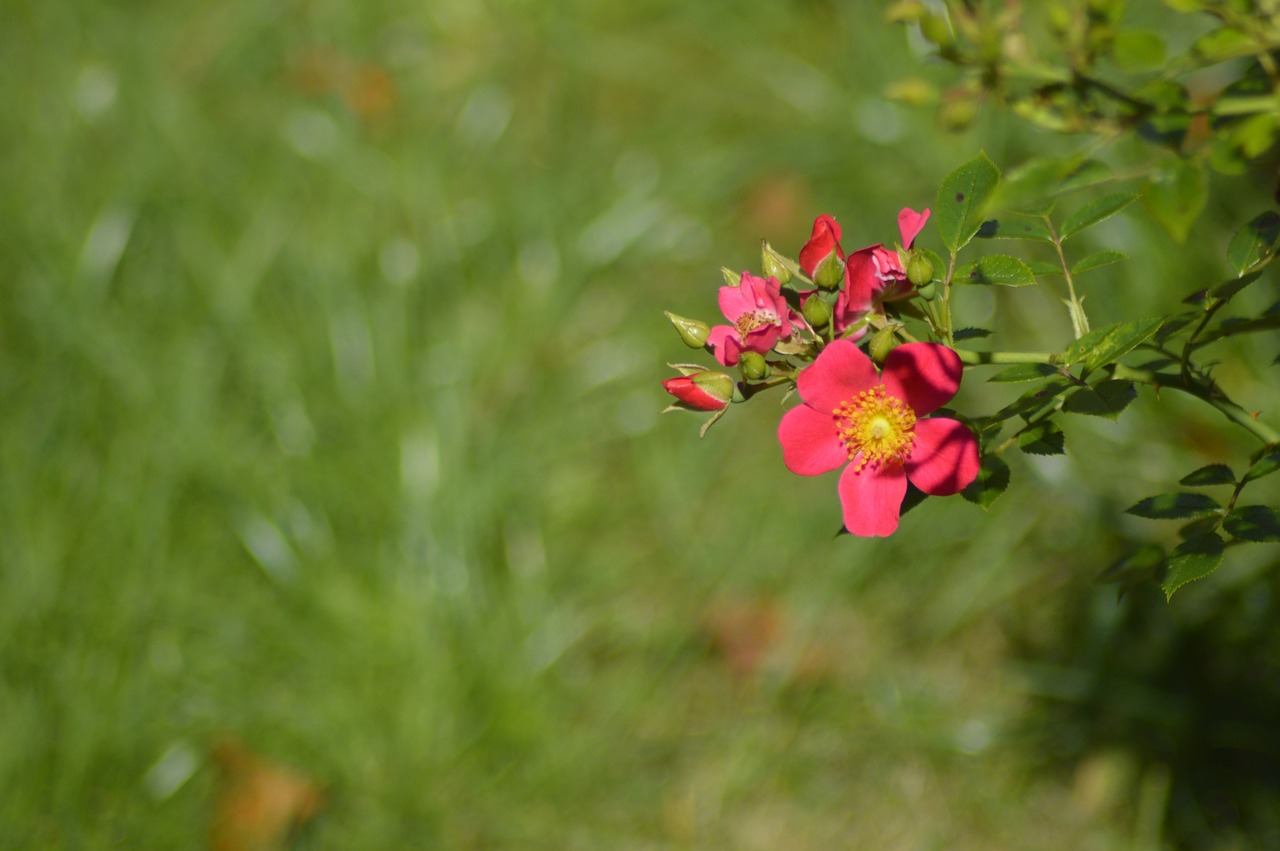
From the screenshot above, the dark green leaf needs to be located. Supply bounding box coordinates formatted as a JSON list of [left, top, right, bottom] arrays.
[[1126, 492, 1222, 520], [1161, 533, 1226, 600], [976, 217, 1053, 242], [1179, 516, 1222, 541], [1224, 505, 1280, 542], [1018, 420, 1065, 455], [1097, 544, 1165, 585], [1192, 26, 1256, 62], [1157, 311, 1199, 342], [952, 327, 992, 342], [936, 152, 1001, 253], [988, 363, 1059, 383], [1244, 451, 1280, 483], [961, 454, 1010, 510], [1211, 268, 1265, 302], [994, 377, 1074, 422], [1061, 380, 1138, 419], [1061, 317, 1164, 371], [899, 482, 928, 517], [1144, 159, 1207, 244], [1227, 211, 1280, 275], [958, 255, 1036, 286], [1061, 193, 1138, 240], [1180, 464, 1236, 486], [1071, 250, 1127, 275]]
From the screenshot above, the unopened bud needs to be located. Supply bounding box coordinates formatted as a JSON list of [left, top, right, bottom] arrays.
[[739, 351, 770, 381], [869, 327, 899, 364], [802, 295, 832, 330], [664, 311, 711, 348], [813, 252, 845, 291], [760, 241, 793, 286], [662, 370, 734, 411], [939, 96, 978, 132], [919, 13, 953, 50], [916, 280, 937, 301], [906, 253, 935, 288]]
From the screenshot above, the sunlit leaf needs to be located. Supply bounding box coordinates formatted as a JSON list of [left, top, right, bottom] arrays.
[[1061, 193, 1138, 240], [994, 377, 1074, 422], [1071, 250, 1127, 275], [1112, 30, 1166, 70], [936, 152, 1001, 252], [1227, 212, 1280, 275], [1126, 492, 1222, 520], [1060, 317, 1163, 371], [988, 363, 1059, 383], [1161, 533, 1225, 600], [1192, 26, 1256, 62], [958, 254, 1036, 286]]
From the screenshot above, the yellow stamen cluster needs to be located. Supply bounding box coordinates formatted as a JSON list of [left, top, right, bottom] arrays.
[[834, 385, 916, 470], [735, 310, 777, 336]]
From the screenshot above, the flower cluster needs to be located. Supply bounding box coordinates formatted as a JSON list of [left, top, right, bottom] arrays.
[[661, 207, 981, 536]]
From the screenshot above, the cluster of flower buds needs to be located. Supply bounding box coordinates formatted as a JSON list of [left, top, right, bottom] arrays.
[[662, 208, 980, 536]]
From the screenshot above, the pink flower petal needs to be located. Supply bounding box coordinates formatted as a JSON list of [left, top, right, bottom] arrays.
[[843, 247, 880, 310], [897, 207, 930, 248], [904, 417, 980, 496], [881, 343, 962, 416], [797, 338, 880, 413], [838, 461, 907, 537], [778, 405, 848, 476], [706, 325, 741, 366]]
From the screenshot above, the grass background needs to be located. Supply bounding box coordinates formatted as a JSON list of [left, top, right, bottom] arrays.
[[3, 1, 1280, 848]]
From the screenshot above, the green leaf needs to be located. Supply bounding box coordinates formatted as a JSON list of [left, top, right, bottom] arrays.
[[1018, 420, 1065, 455], [936, 152, 1001, 253], [1244, 451, 1280, 483], [961, 454, 1010, 510], [988, 363, 1059, 383], [994, 377, 1074, 422], [1061, 380, 1137, 419], [1061, 193, 1138, 240], [958, 255, 1036, 286], [1161, 533, 1226, 600], [1144, 159, 1207, 243], [1224, 505, 1280, 542], [1192, 26, 1256, 62], [1060, 317, 1163, 371], [1026, 259, 1062, 276], [1112, 30, 1166, 70], [1180, 464, 1236, 486], [1227, 212, 1280, 275], [1212, 268, 1266, 303], [952, 327, 992, 342], [976, 216, 1053, 242], [1071, 250, 1127, 276], [1097, 543, 1165, 585], [1126, 492, 1222, 520]]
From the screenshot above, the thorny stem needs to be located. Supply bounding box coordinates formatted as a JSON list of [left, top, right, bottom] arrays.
[[1045, 216, 1089, 338]]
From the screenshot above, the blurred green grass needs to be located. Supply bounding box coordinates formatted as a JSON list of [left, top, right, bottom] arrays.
[[3, 1, 1279, 848]]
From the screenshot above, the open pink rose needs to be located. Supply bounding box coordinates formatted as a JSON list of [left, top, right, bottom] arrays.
[[777, 338, 979, 537], [846, 207, 931, 309], [706, 272, 793, 367]]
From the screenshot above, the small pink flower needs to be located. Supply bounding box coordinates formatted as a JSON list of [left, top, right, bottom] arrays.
[[846, 207, 931, 309], [706, 272, 793, 367], [777, 338, 979, 537], [798, 215, 843, 278]]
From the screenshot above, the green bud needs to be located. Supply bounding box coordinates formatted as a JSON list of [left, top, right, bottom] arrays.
[[883, 0, 926, 23], [868, 327, 898, 365], [906, 253, 935, 288], [939, 96, 978, 133], [919, 13, 953, 50], [916, 280, 937, 301], [664, 311, 711, 348], [813, 252, 845, 291], [739, 351, 770, 381], [760, 241, 793, 286], [802, 295, 832, 330]]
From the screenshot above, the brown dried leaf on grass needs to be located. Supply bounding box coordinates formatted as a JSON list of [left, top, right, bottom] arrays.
[[210, 737, 327, 851], [701, 597, 835, 686]]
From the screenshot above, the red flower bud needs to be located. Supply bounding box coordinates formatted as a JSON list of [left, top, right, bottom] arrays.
[[798, 215, 843, 279], [662, 371, 734, 411]]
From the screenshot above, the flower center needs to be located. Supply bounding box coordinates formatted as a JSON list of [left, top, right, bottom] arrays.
[[833, 385, 916, 470], [736, 310, 777, 336]]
